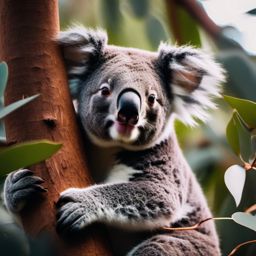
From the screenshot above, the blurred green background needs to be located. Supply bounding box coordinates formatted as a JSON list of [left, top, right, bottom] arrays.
[[1, 0, 256, 255]]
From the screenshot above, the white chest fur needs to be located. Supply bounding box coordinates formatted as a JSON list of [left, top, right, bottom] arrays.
[[104, 164, 142, 184]]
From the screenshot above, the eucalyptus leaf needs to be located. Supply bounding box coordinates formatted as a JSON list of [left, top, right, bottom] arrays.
[[232, 212, 256, 232], [0, 94, 39, 120], [0, 121, 5, 140], [69, 79, 80, 99], [251, 135, 256, 160], [224, 165, 246, 207], [128, 0, 149, 18], [226, 113, 240, 156], [0, 62, 8, 97], [146, 15, 167, 49], [247, 8, 256, 15], [217, 51, 256, 101], [0, 140, 62, 175], [101, 0, 121, 31], [224, 95, 256, 128], [233, 111, 252, 162], [226, 111, 252, 161], [215, 27, 243, 50], [167, 3, 201, 47]]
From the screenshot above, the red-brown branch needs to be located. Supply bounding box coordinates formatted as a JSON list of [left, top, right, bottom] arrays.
[[0, 1, 111, 255], [228, 240, 256, 256]]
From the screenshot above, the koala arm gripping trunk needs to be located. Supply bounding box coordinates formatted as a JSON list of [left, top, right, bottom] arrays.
[[56, 181, 181, 233]]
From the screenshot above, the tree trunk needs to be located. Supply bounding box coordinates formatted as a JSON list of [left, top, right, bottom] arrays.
[[0, 1, 111, 255]]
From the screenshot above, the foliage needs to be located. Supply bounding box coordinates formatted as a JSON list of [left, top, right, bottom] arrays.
[[0, 94, 39, 120], [1, 0, 256, 255], [232, 212, 256, 232], [166, 1, 201, 47], [222, 96, 256, 254], [0, 140, 61, 175], [0, 62, 8, 141], [0, 61, 62, 255], [224, 96, 256, 128], [0, 62, 62, 176], [224, 164, 246, 207]]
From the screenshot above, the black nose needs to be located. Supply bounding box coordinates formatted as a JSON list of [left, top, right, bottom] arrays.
[[117, 90, 141, 126]]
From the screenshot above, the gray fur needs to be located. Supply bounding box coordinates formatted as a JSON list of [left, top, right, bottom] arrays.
[[3, 27, 225, 255], [57, 138, 220, 255], [3, 169, 46, 212]]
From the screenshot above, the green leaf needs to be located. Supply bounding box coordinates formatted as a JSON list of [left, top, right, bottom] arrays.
[[0, 121, 5, 140], [146, 15, 168, 49], [233, 111, 252, 162], [0, 62, 8, 97], [0, 140, 62, 175], [69, 79, 80, 98], [224, 95, 256, 128], [167, 3, 201, 47], [226, 113, 240, 156], [224, 165, 246, 206], [226, 111, 252, 161], [251, 135, 256, 160], [217, 51, 256, 100], [215, 27, 243, 50], [232, 212, 256, 232], [247, 8, 256, 15], [128, 0, 149, 18], [0, 94, 39, 120], [101, 0, 121, 31]]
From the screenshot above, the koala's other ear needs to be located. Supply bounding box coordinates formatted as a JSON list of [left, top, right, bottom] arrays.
[[158, 43, 225, 126], [57, 26, 107, 97]]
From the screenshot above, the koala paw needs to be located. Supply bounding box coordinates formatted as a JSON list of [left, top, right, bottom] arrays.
[[56, 188, 96, 234], [3, 169, 47, 213]]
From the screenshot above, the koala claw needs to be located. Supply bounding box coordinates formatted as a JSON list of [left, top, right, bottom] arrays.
[[56, 202, 85, 234], [4, 169, 47, 213], [56, 188, 96, 234]]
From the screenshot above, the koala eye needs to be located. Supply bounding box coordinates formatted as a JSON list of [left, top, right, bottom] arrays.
[[148, 94, 157, 106], [100, 83, 111, 97]]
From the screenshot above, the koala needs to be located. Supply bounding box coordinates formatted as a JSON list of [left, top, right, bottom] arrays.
[[3, 27, 225, 255]]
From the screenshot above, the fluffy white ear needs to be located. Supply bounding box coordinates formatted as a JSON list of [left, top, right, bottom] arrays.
[[57, 26, 108, 97], [158, 43, 225, 126]]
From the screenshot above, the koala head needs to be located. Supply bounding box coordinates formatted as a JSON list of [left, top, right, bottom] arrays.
[[58, 27, 225, 150]]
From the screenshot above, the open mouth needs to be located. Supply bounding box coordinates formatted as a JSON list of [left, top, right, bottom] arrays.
[[107, 119, 140, 143], [116, 122, 135, 137]]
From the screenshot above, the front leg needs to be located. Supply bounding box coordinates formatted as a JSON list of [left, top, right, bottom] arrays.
[[3, 169, 46, 213], [56, 181, 181, 234]]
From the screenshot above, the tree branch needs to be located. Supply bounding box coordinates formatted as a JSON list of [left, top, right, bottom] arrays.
[[0, 1, 111, 255]]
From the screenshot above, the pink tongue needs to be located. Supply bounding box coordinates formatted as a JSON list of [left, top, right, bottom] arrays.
[[117, 123, 134, 136]]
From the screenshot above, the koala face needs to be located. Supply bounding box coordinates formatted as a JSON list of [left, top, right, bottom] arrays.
[[58, 27, 225, 150], [77, 47, 170, 149]]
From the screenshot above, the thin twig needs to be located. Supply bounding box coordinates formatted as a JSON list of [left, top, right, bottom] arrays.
[[251, 156, 256, 168], [228, 240, 256, 256], [162, 216, 256, 255], [162, 217, 232, 232], [245, 204, 256, 214], [244, 162, 252, 171]]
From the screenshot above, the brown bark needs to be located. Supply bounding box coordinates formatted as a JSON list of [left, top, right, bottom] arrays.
[[0, 1, 111, 255]]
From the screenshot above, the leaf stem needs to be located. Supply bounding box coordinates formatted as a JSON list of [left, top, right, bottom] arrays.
[[228, 240, 256, 256], [251, 156, 256, 168], [245, 204, 256, 214], [162, 217, 232, 232]]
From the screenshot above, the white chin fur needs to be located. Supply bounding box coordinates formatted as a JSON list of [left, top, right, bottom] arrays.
[[109, 125, 139, 143]]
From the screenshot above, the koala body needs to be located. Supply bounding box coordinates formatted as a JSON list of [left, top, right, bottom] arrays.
[[3, 27, 225, 255]]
